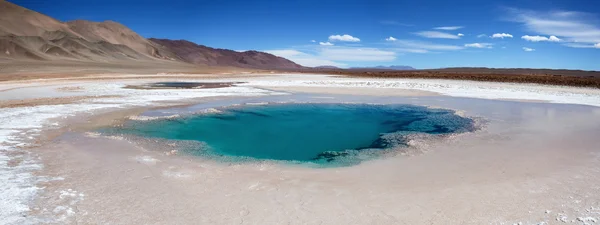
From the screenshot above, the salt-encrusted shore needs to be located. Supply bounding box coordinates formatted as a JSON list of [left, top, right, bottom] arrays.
[[0, 79, 276, 224], [1, 73, 600, 224]]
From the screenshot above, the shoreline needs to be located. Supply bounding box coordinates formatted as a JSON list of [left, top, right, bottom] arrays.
[[1, 73, 600, 224], [28, 93, 600, 224]]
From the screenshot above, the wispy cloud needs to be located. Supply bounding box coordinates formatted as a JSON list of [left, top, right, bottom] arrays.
[[458, 33, 465, 37], [523, 47, 535, 52], [562, 43, 600, 48], [395, 48, 430, 53], [491, 33, 513, 38], [507, 8, 600, 45], [264, 49, 345, 67], [521, 35, 561, 42], [329, 34, 361, 42], [319, 42, 334, 46], [414, 31, 461, 39], [264, 46, 395, 67], [390, 40, 464, 52], [264, 49, 304, 57], [385, 36, 397, 41], [434, 26, 464, 30], [477, 34, 487, 38], [464, 43, 493, 48], [321, 47, 396, 61], [310, 40, 316, 43], [380, 20, 413, 26]]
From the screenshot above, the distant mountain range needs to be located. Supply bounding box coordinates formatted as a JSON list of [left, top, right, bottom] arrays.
[[350, 65, 416, 70], [314, 65, 341, 69], [0, 1, 303, 70], [314, 65, 416, 70]]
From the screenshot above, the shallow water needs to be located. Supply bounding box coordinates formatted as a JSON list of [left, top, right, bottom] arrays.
[[104, 103, 474, 165]]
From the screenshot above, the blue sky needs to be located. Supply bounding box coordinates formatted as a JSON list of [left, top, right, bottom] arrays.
[[12, 0, 600, 70]]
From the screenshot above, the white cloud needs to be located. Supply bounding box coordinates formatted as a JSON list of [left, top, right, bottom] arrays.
[[311, 40, 316, 43], [385, 36, 397, 41], [521, 35, 561, 42], [414, 31, 461, 39], [523, 47, 535, 51], [328, 34, 360, 42], [477, 34, 487, 38], [491, 33, 513, 38], [434, 26, 464, 30], [508, 9, 600, 45], [464, 43, 493, 48], [549, 36, 561, 42], [391, 40, 464, 51], [458, 33, 465, 37], [596, 43, 600, 48], [319, 42, 334, 46]]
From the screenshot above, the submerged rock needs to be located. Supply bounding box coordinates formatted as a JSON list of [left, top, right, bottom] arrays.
[[312, 151, 350, 162]]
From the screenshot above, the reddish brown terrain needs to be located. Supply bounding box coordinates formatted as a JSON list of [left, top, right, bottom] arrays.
[[149, 38, 303, 70]]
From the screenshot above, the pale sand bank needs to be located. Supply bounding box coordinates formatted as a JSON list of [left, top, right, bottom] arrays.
[[1, 73, 600, 224]]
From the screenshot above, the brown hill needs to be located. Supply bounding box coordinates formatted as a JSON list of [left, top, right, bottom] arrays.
[[0, 0, 81, 38], [149, 38, 303, 69], [0, 0, 301, 70], [65, 20, 179, 60], [0, 0, 167, 62]]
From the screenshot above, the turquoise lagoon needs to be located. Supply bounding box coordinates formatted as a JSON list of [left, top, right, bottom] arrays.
[[105, 103, 475, 165]]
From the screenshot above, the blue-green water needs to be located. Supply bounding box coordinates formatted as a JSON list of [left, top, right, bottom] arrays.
[[104, 104, 474, 165]]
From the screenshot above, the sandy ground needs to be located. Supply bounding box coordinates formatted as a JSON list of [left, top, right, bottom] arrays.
[[0, 60, 273, 82], [2, 73, 600, 224]]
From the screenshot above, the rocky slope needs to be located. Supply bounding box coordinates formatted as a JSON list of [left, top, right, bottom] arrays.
[[149, 38, 303, 69]]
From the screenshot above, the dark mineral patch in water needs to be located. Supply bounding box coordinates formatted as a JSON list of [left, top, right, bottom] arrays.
[[101, 103, 475, 166]]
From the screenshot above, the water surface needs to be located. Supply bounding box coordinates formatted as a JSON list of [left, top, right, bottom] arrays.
[[105, 103, 475, 165]]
